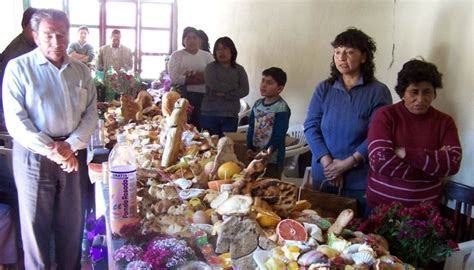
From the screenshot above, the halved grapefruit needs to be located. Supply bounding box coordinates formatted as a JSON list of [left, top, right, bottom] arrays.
[[276, 219, 308, 242]]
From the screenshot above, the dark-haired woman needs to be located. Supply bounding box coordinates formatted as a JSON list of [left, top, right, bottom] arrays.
[[304, 28, 392, 216], [367, 59, 462, 210], [201, 37, 249, 137], [197, 29, 211, 52], [168, 26, 214, 130]]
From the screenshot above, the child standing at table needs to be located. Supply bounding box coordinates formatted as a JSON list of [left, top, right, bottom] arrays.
[[247, 67, 291, 179]]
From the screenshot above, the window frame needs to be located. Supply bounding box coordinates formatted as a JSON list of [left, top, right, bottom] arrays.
[[28, 0, 177, 79]]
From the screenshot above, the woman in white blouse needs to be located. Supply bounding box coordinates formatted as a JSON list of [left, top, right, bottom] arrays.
[[168, 26, 214, 130]]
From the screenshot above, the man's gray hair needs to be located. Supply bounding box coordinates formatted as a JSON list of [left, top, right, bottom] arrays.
[[30, 8, 70, 32]]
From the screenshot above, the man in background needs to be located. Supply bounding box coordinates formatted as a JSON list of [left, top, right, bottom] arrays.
[[96, 29, 133, 72], [67, 26, 95, 66], [0, 7, 38, 131]]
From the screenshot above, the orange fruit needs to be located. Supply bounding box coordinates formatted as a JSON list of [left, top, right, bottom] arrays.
[[254, 207, 281, 228], [217, 161, 241, 180], [276, 219, 308, 242], [293, 200, 311, 212], [207, 179, 233, 192]]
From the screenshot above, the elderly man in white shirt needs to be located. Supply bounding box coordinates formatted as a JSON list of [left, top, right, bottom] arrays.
[[2, 9, 97, 270]]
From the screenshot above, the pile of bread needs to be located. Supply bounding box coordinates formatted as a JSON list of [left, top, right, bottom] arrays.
[[101, 95, 412, 269]]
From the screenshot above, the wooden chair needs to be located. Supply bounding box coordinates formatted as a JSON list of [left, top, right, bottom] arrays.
[[443, 181, 474, 242]]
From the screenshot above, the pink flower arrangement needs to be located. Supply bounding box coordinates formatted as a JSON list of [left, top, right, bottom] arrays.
[[104, 68, 141, 100], [358, 202, 458, 267], [113, 223, 196, 269], [143, 236, 196, 269], [113, 244, 144, 266], [125, 260, 152, 270]]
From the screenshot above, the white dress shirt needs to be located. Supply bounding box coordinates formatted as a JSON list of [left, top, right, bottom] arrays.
[[2, 48, 98, 155], [168, 49, 214, 93]]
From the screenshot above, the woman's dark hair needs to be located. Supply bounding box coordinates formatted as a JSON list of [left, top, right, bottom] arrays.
[[22, 7, 38, 29], [328, 27, 377, 84], [262, 67, 287, 86], [395, 58, 443, 99], [213, 36, 238, 68], [197, 30, 210, 52], [181, 26, 198, 47]]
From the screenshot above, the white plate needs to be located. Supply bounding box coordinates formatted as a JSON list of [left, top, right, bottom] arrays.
[[253, 249, 271, 270]]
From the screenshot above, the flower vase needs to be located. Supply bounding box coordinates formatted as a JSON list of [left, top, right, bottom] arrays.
[[105, 89, 116, 102]]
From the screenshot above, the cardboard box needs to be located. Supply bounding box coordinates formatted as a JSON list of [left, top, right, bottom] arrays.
[[223, 132, 247, 144], [223, 132, 299, 147]]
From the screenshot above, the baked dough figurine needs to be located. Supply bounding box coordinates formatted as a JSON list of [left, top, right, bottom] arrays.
[[215, 196, 261, 269], [135, 90, 154, 110], [232, 147, 272, 195], [188, 159, 209, 189], [249, 178, 298, 217], [327, 209, 354, 236], [209, 137, 245, 180], [120, 94, 141, 123], [161, 91, 181, 117], [161, 98, 188, 167]]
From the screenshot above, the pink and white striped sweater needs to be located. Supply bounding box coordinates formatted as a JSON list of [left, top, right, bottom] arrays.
[[367, 101, 462, 207]]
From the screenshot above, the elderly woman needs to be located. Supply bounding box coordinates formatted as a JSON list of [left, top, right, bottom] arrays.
[[304, 28, 392, 215], [367, 59, 462, 210], [168, 26, 214, 130]]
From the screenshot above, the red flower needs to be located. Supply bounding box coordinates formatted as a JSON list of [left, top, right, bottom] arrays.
[[358, 202, 458, 268]]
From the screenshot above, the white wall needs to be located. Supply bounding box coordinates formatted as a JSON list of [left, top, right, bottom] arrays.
[[178, 0, 473, 185], [1, 0, 472, 186], [0, 0, 23, 50]]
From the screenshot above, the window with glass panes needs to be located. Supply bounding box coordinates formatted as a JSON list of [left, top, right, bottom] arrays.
[[28, 0, 177, 80]]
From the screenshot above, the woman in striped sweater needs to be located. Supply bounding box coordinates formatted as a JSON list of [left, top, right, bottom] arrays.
[[367, 59, 462, 211]]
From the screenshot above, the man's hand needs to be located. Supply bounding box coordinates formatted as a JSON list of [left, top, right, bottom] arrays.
[[47, 142, 74, 162], [60, 155, 79, 173], [47, 142, 78, 173]]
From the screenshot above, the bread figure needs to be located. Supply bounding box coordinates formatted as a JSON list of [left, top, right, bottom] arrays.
[[120, 94, 141, 123], [161, 98, 188, 167], [249, 178, 298, 217], [161, 91, 181, 117], [135, 90, 154, 110], [188, 159, 209, 189], [327, 209, 354, 236]]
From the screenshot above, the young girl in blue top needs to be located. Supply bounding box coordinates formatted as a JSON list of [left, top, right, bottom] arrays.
[[247, 67, 291, 179]]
